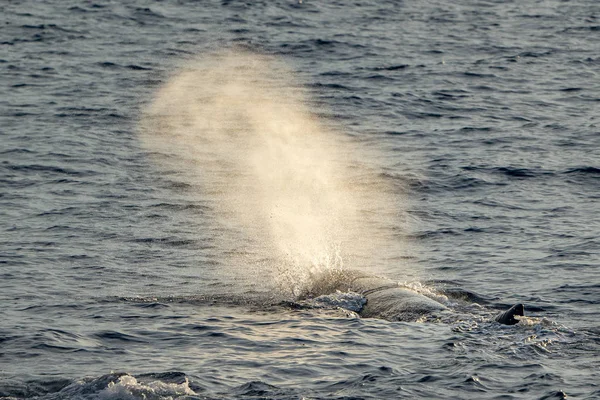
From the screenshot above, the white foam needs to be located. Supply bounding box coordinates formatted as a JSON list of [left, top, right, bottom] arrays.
[[97, 374, 196, 400]]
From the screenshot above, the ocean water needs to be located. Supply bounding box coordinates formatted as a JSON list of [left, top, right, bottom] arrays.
[[1, 0, 599, 399]]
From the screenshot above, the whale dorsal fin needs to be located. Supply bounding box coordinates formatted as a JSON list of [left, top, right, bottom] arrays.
[[494, 303, 524, 325]]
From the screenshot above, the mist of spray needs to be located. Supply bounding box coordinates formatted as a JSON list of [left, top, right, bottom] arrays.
[[139, 50, 408, 297]]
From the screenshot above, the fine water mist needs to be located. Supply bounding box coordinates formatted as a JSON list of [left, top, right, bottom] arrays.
[[139, 50, 410, 297]]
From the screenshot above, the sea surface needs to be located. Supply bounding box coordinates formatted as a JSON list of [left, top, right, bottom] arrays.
[[1, 0, 599, 399]]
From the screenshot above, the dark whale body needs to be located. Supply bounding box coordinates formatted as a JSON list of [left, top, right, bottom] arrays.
[[494, 303, 525, 325], [302, 269, 525, 325]]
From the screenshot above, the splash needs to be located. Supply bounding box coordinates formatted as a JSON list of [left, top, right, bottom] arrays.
[[139, 50, 407, 296], [99, 374, 196, 399]]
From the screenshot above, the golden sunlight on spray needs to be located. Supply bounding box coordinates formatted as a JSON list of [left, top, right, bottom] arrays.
[[139, 50, 410, 297]]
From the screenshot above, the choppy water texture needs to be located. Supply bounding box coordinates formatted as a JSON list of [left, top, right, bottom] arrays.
[[2, 0, 599, 399]]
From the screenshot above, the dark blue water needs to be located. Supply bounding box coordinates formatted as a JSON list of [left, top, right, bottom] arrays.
[[2, 0, 599, 399]]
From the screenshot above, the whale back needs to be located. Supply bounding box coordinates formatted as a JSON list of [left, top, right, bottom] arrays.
[[302, 270, 448, 321], [348, 276, 448, 320], [301, 269, 523, 324], [360, 287, 448, 320], [347, 276, 398, 294]]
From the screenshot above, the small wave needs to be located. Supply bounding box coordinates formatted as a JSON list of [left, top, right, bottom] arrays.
[[94, 331, 148, 343], [0, 148, 35, 156], [363, 74, 396, 81], [126, 64, 152, 71], [462, 165, 541, 178], [410, 228, 461, 240], [564, 166, 600, 175], [462, 71, 497, 78], [131, 302, 170, 309], [309, 82, 353, 91], [404, 172, 501, 194], [7, 163, 94, 177], [371, 64, 409, 71], [20, 24, 79, 33], [31, 343, 87, 353], [132, 7, 165, 19], [14, 372, 200, 400], [234, 381, 281, 397]]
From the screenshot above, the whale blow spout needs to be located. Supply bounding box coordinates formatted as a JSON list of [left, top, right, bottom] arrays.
[[494, 303, 525, 325]]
